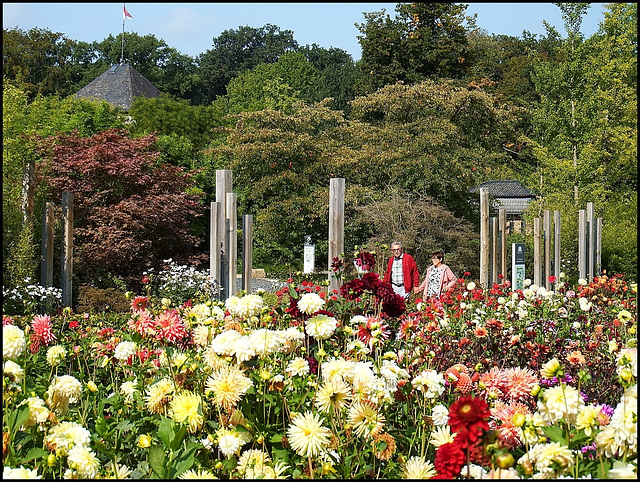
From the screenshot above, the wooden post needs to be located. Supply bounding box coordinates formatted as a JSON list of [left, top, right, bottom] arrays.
[[596, 218, 602, 276], [216, 170, 232, 292], [578, 209, 586, 280], [242, 214, 253, 293], [543, 210, 551, 289], [226, 192, 238, 297], [21, 160, 35, 224], [587, 202, 594, 281], [490, 217, 498, 285], [499, 209, 507, 280], [328, 178, 345, 293], [554, 210, 561, 281], [210, 202, 224, 289], [533, 217, 542, 286], [41, 202, 55, 288], [479, 187, 489, 288], [61, 192, 73, 308]]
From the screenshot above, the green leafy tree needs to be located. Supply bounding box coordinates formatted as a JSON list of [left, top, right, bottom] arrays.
[[356, 3, 475, 93], [524, 2, 637, 279], [299, 44, 362, 114], [214, 51, 320, 115], [3, 27, 82, 98], [196, 24, 299, 104]]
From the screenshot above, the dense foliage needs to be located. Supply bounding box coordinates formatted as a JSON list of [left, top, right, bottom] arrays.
[[34, 129, 206, 289]]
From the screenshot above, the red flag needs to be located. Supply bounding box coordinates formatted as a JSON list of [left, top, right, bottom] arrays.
[[123, 6, 133, 20]]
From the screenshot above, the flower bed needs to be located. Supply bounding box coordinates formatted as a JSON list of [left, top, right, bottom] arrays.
[[3, 271, 637, 479]]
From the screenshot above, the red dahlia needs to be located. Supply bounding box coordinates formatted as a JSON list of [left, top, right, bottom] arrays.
[[448, 395, 491, 439], [434, 439, 466, 479]]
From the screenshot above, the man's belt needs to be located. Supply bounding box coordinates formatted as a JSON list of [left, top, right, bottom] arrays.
[[392, 282, 403, 287]]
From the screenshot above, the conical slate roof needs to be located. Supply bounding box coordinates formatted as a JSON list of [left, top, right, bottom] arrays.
[[75, 63, 160, 110]]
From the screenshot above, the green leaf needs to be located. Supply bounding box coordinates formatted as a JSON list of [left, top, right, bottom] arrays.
[[116, 420, 135, 432], [23, 447, 48, 462], [172, 456, 196, 478], [157, 417, 174, 449], [148, 445, 166, 479], [6, 406, 30, 434], [542, 424, 567, 444], [170, 423, 188, 451], [270, 433, 283, 443]]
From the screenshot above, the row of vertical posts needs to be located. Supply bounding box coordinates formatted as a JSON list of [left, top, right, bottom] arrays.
[[481, 187, 602, 288], [38, 193, 74, 308]]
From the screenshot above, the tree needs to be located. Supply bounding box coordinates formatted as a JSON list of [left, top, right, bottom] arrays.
[[196, 24, 299, 104], [3, 27, 82, 98], [34, 129, 206, 288], [524, 2, 637, 279], [207, 79, 530, 274], [356, 187, 479, 278], [356, 3, 475, 93], [3, 80, 127, 289], [299, 44, 362, 114]]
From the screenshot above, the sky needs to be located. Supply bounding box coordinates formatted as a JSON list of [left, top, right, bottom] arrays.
[[3, 3, 607, 61]]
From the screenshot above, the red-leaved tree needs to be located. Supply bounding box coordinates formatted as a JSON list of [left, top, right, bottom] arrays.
[[35, 128, 205, 287]]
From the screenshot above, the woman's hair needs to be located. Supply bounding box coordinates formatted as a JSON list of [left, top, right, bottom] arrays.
[[431, 250, 444, 260]]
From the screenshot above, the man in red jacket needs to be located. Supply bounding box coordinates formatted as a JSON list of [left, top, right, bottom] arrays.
[[383, 241, 420, 300]]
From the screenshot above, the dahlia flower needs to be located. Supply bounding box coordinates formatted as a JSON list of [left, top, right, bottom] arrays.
[[237, 449, 271, 477], [206, 366, 253, 411], [2, 466, 41, 479], [192, 324, 211, 347], [225, 296, 243, 317], [305, 314, 338, 340], [431, 404, 450, 426], [411, 369, 445, 398], [19, 396, 51, 428], [616, 347, 637, 379], [248, 328, 282, 357], [3, 360, 24, 383], [448, 395, 491, 442], [45, 345, 66, 367], [434, 440, 465, 478], [170, 391, 204, 433], [210, 329, 243, 357], [45, 375, 82, 415], [348, 400, 385, 439], [178, 468, 217, 479], [286, 411, 331, 457], [239, 294, 264, 319], [215, 426, 250, 458], [44, 421, 91, 456], [3, 324, 26, 360], [114, 340, 137, 362], [67, 444, 100, 478], [537, 384, 585, 424], [32, 314, 56, 345], [120, 379, 138, 404], [286, 357, 310, 377], [403, 455, 436, 479], [430, 425, 456, 447], [519, 442, 575, 476], [297, 292, 325, 315], [145, 377, 175, 414], [503, 367, 538, 402], [154, 309, 188, 343], [315, 377, 351, 413], [540, 358, 562, 379]]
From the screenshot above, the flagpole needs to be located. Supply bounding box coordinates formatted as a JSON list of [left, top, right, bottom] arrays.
[[121, 3, 126, 63]]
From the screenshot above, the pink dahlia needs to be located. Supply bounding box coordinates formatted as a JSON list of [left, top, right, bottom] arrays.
[[128, 310, 156, 337], [154, 309, 188, 344], [131, 296, 148, 312], [503, 367, 538, 403], [490, 400, 530, 450], [3, 315, 14, 326], [32, 314, 56, 345], [478, 367, 508, 399]]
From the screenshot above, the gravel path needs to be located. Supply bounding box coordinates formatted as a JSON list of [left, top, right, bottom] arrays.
[[236, 277, 287, 294]]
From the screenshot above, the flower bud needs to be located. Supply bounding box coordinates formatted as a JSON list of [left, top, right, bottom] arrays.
[[137, 434, 152, 448]]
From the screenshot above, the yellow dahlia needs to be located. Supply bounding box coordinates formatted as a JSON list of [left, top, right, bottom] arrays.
[[144, 377, 175, 415], [206, 366, 253, 412], [67, 444, 100, 478], [286, 411, 331, 457], [315, 377, 351, 414], [347, 400, 385, 439], [3, 324, 26, 360], [170, 391, 205, 433], [403, 455, 436, 479]]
